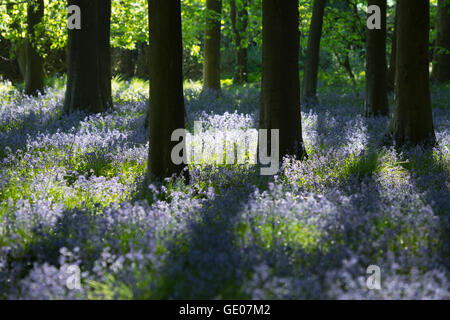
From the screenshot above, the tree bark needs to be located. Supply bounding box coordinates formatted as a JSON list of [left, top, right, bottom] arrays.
[[259, 0, 306, 160], [135, 42, 150, 79], [365, 0, 388, 117], [302, 0, 326, 103], [16, 42, 27, 81], [230, 0, 249, 84], [203, 0, 222, 92], [111, 48, 135, 78], [0, 36, 22, 82], [432, 0, 450, 83], [387, 1, 398, 93], [64, 0, 112, 114], [147, 0, 186, 181], [25, 0, 44, 96], [389, 0, 436, 146]]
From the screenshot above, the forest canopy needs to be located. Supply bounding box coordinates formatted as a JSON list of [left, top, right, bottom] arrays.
[[0, 0, 441, 83]]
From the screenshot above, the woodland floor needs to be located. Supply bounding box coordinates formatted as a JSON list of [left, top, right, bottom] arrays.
[[0, 78, 449, 299]]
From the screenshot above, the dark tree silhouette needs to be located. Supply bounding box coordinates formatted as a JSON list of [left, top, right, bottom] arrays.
[[147, 0, 186, 181], [432, 0, 450, 83], [24, 0, 44, 96], [64, 0, 112, 114], [365, 0, 388, 116], [230, 0, 249, 84], [259, 0, 306, 160], [389, 0, 436, 146], [302, 0, 326, 103], [387, 1, 398, 93], [203, 0, 222, 92]]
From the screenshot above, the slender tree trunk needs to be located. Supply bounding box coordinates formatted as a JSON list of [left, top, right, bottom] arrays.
[[230, 0, 249, 84], [343, 55, 355, 83], [259, 0, 306, 160], [432, 0, 450, 83], [135, 42, 150, 79], [365, 0, 388, 117], [147, 0, 186, 181], [5, 4, 26, 83], [334, 43, 356, 86], [302, 0, 326, 103], [203, 0, 222, 92], [112, 48, 135, 78], [64, 0, 112, 114], [387, 1, 398, 93], [16, 42, 27, 80], [25, 0, 44, 96], [389, 0, 436, 146], [337, 50, 356, 86], [0, 35, 22, 82]]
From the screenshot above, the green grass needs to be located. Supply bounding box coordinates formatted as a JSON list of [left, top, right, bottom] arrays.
[[1, 75, 448, 299]]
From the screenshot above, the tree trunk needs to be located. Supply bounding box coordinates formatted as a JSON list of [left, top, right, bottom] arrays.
[[259, 0, 306, 160], [111, 48, 135, 78], [342, 52, 356, 85], [147, 0, 186, 181], [334, 45, 356, 86], [230, 0, 249, 84], [432, 0, 450, 83], [64, 0, 112, 114], [0, 36, 22, 82], [25, 0, 44, 96], [389, 0, 436, 146], [203, 0, 222, 92], [387, 1, 398, 93], [365, 0, 388, 117], [16, 42, 27, 80], [302, 0, 326, 103], [135, 42, 150, 79]]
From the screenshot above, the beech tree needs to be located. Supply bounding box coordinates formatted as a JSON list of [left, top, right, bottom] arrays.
[[389, 0, 436, 146], [259, 0, 306, 160], [365, 0, 388, 116], [432, 0, 450, 83], [387, 1, 398, 93], [203, 0, 222, 92], [64, 0, 112, 114], [147, 0, 186, 180], [24, 0, 45, 96], [302, 0, 326, 103], [230, 0, 249, 84]]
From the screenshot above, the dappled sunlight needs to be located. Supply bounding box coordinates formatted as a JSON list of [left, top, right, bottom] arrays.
[[0, 80, 449, 299]]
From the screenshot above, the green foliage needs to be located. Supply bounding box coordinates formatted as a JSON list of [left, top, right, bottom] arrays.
[[111, 0, 148, 49], [222, 0, 262, 48], [0, 0, 67, 58], [0, 0, 444, 85]]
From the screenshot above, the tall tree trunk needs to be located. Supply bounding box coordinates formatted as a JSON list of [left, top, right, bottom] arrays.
[[147, 0, 186, 180], [135, 42, 150, 79], [5, 3, 26, 83], [301, 0, 326, 103], [365, 0, 388, 117], [230, 0, 249, 84], [389, 0, 436, 146], [0, 35, 22, 82], [432, 0, 450, 83], [25, 0, 44, 96], [259, 0, 306, 160], [111, 48, 135, 78], [203, 0, 222, 92], [16, 42, 27, 81], [387, 1, 398, 93], [64, 0, 112, 114], [336, 50, 356, 86]]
